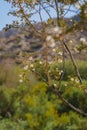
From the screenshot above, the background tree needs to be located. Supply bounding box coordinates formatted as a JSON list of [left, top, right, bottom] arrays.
[[4, 0, 87, 116]]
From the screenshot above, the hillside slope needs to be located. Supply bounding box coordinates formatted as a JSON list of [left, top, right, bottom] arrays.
[[0, 16, 87, 64]]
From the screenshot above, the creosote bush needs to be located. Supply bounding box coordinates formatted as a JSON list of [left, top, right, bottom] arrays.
[[0, 81, 87, 130]]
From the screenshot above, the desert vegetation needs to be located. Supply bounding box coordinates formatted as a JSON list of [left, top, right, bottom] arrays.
[[0, 0, 87, 129]]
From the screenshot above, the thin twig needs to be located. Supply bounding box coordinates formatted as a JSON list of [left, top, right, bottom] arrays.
[[45, 40, 51, 86], [51, 87, 87, 116], [19, 4, 41, 36], [41, 5, 52, 19], [54, 0, 60, 26], [58, 42, 66, 91], [62, 40, 82, 84]]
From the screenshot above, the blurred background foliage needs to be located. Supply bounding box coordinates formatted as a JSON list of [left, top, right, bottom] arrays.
[[0, 61, 87, 130]]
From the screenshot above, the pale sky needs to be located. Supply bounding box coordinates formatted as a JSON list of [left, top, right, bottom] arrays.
[[0, 0, 80, 31], [0, 0, 18, 30]]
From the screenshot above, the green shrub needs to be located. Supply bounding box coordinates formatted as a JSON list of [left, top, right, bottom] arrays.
[[0, 60, 87, 130], [0, 64, 19, 87], [57, 60, 87, 80], [0, 81, 87, 130], [0, 119, 26, 130], [13, 83, 60, 130], [0, 86, 16, 117]]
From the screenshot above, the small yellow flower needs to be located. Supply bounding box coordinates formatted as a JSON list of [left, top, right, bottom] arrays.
[[52, 48, 56, 52], [48, 61, 52, 64], [53, 26, 62, 34], [75, 79, 79, 84], [46, 35, 52, 41], [59, 70, 63, 75], [32, 68, 35, 71], [54, 83, 57, 87], [19, 74, 22, 78], [30, 64, 34, 68], [58, 52, 62, 56], [50, 42, 56, 48], [70, 78, 74, 81], [39, 61, 43, 64], [69, 40, 73, 43], [29, 56, 33, 61], [56, 68, 59, 72], [58, 59, 62, 63], [64, 83, 67, 86], [19, 79, 23, 83], [24, 65, 28, 70]]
